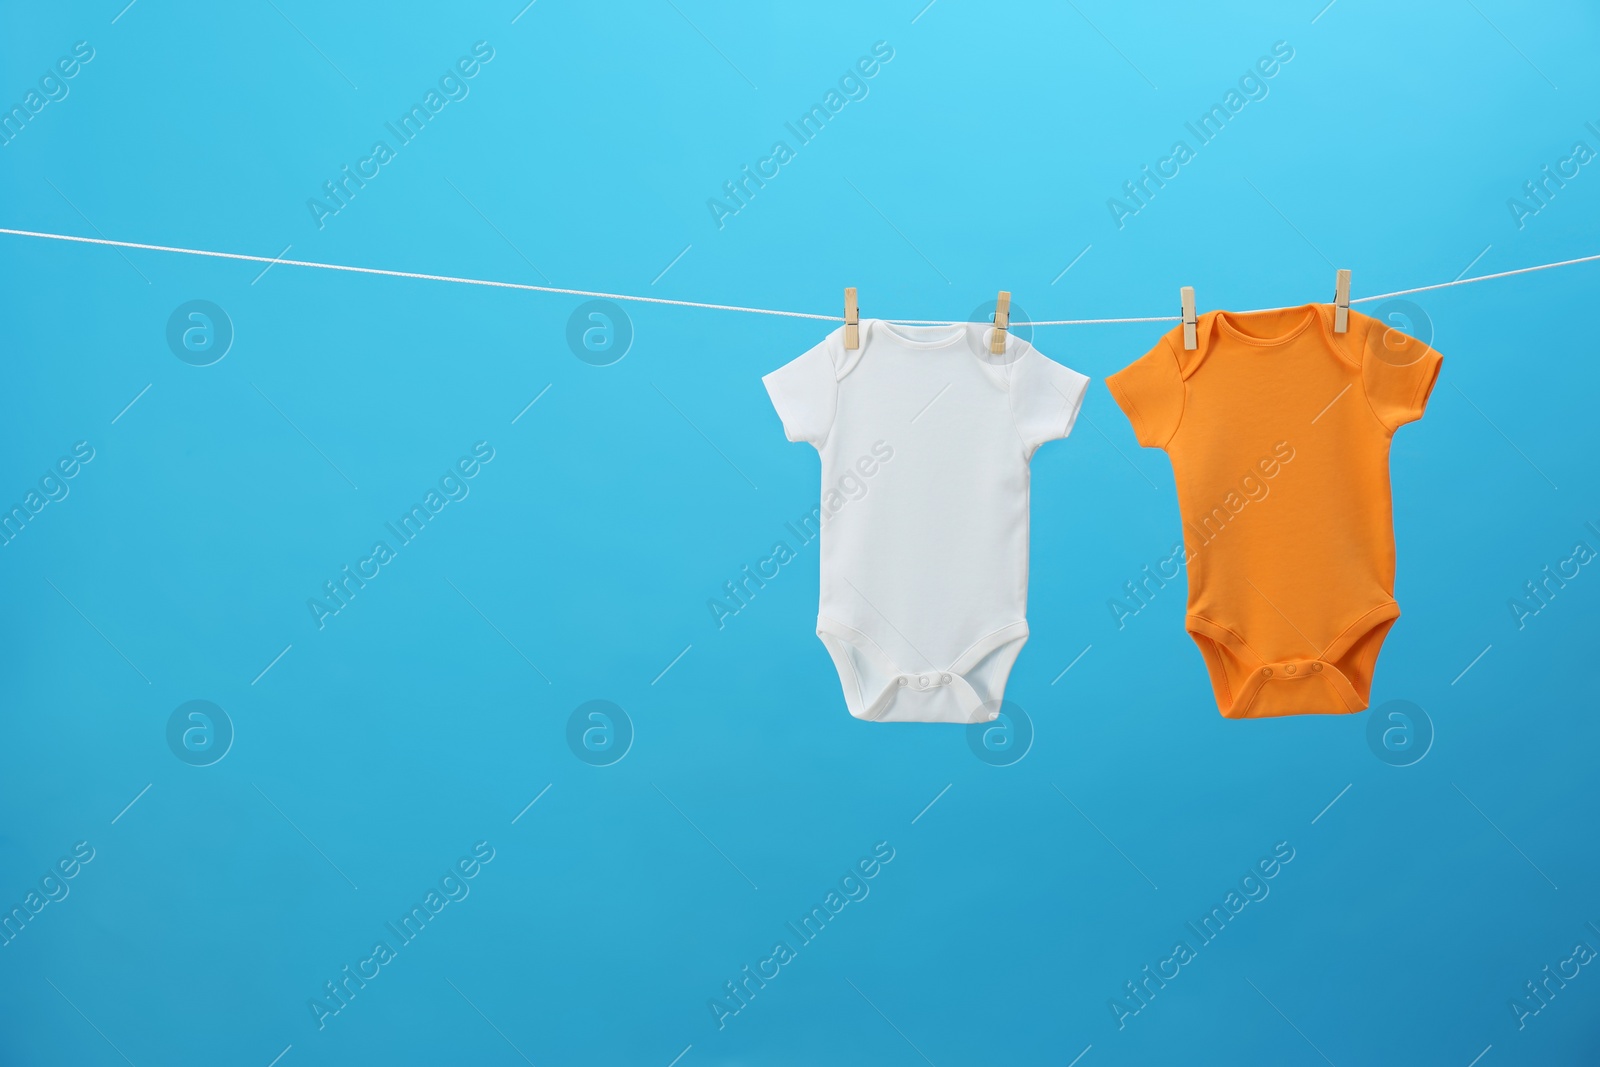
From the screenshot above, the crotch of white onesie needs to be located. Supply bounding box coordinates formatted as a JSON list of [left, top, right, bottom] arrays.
[[815, 616, 1030, 724]]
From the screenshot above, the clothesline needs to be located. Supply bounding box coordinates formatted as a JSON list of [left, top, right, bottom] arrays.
[[3, 226, 1597, 327]]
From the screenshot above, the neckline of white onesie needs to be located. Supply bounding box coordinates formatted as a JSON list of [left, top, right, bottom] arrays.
[[867, 319, 1021, 363], [872, 319, 972, 349]]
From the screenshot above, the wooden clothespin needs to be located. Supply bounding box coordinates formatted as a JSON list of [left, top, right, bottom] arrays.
[[1180, 286, 1198, 350], [844, 287, 859, 350], [990, 291, 1011, 355], [1333, 269, 1351, 334]]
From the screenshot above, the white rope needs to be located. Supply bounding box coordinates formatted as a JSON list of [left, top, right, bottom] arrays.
[[0, 227, 838, 322], [1353, 252, 1600, 303], [891, 315, 1184, 325], [3, 226, 1596, 327]]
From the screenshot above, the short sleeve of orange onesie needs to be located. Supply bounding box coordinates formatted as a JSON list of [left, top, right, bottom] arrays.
[[1105, 335, 1185, 449], [1361, 316, 1443, 430], [1107, 304, 1441, 718]]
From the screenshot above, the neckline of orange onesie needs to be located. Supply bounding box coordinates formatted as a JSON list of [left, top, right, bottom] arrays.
[[1107, 302, 1442, 719]]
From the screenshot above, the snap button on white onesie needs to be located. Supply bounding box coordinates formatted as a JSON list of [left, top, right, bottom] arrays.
[[763, 319, 1088, 723]]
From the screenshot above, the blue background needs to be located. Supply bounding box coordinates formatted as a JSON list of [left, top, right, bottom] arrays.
[[3, 1, 1598, 1064]]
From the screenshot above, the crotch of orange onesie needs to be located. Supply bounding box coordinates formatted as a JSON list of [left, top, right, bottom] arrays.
[[1185, 602, 1400, 719]]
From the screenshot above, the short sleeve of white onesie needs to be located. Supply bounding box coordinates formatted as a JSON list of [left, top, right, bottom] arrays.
[[763, 339, 837, 447], [1009, 347, 1091, 457]]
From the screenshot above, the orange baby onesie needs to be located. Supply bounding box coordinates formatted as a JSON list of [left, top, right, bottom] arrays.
[[1107, 304, 1442, 718]]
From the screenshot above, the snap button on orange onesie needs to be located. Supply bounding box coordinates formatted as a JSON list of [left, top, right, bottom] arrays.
[[1107, 304, 1442, 718]]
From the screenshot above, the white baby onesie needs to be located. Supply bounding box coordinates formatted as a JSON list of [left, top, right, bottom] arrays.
[[763, 318, 1088, 723]]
